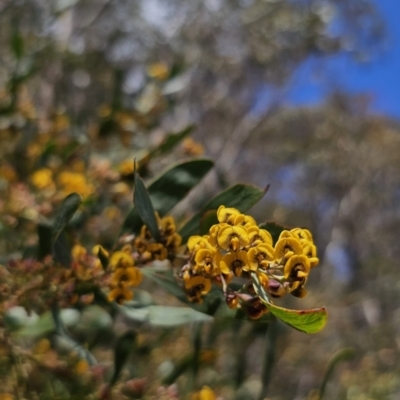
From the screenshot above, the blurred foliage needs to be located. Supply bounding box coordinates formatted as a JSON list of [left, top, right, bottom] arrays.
[[1, 0, 400, 399]]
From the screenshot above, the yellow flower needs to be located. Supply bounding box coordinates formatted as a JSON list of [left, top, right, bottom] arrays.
[[92, 245, 109, 258], [110, 251, 135, 270], [112, 267, 142, 287], [217, 225, 249, 251], [182, 137, 204, 156], [247, 244, 274, 271], [58, 171, 94, 198], [119, 159, 135, 176], [160, 216, 176, 236], [220, 251, 249, 276], [291, 227, 313, 244], [0, 394, 14, 400], [208, 223, 228, 247], [194, 248, 220, 276], [72, 244, 87, 261], [278, 230, 294, 240], [274, 237, 303, 260], [185, 275, 212, 303], [31, 168, 53, 190], [248, 226, 273, 246], [108, 287, 134, 304], [191, 386, 217, 400], [74, 359, 89, 374], [234, 214, 257, 228], [284, 255, 310, 281], [216, 205, 241, 224], [188, 235, 213, 252], [165, 232, 182, 251], [147, 243, 168, 260], [303, 244, 319, 268], [147, 62, 169, 80]]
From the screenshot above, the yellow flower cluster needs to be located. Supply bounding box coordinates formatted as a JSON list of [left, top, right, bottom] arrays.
[[107, 245, 143, 304], [181, 206, 319, 316], [134, 214, 182, 262]]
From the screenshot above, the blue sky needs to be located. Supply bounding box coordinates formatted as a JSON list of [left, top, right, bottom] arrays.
[[286, 0, 400, 119]]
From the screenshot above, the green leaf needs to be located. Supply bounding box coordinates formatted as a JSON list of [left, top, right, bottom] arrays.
[[37, 223, 53, 260], [199, 210, 218, 235], [110, 331, 137, 386], [11, 30, 24, 59], [318, 348, 355, 400], [258, 221, 288, 245], [13, 309, 80, 338], [133, 168, 162, 242], [179, 183, 267, 242], [148, 125, 194, 158], [122, 159, 214, 234], [52, 193, 82, 245], [121, 305, 212, 327], [252, 273, 327, 334]]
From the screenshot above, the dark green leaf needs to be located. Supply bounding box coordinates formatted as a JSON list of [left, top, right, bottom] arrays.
[[52, 193, 82, 245], [122, 159, 214, 234], [179, 183, 267, 242], [199, 210, 218, 235], [252, 273, 327, 334], [133, 169, 161, 241], [37, 223, 53, 260], [258, 221, 288, 245], [149, 125, 194, 158], [11, 30, 24, 59], [110, 331, 137, 386]]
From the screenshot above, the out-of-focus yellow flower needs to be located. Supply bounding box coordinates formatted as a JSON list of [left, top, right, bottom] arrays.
[[110, 251, 135, 270], [217, 225, 249, 251], [191, 386, 217, 400], [33, 338, 51, 355], [274, 237, 303, 260], [98, 104, 112, 118], [220, 250, 249, 276], [112, 267, 142, 287], [182, 137, 204, 156], [72, 244, 87, 261], [58, 171, 94, 198], [119, 159, 135, 176], [247, 244, 274, 271], [108, 287, 133, 304], [147, 243, 168, 260], [74, 359, 89, 374], [31, 168, 54, 190], [0, 164, 17, 182], [147, 62, 169, 80], [0, 393, 14, 400]]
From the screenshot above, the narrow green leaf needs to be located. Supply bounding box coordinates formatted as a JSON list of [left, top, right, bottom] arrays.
[[37, 223, 53, 260], [252, 273, 327, 334], [318, 348, 355, 400], [11, 30, 24, 59], [110, 331, 137, 386], [52, 193, 82, 245], [148, 125, 194, 158], [122, 159, 214, 234], [199, 210, 218, 235], [258, 221, 288, 245], [133, 168, 162, 242], [121, 305, 212, 327], [179, 183, 267, 242]]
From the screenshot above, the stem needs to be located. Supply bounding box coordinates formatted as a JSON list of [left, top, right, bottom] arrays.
[[257, 318, 278, 400]]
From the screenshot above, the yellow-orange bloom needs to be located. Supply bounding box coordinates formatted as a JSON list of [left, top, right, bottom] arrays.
[[247, 244, 274, 271], [31, 168, 53, 190], [284, 255, 310, 281], [108, 287, 134, 304], [191, 386, 217, 400], [248, 226, 273, 246], [216, 205, 241, 224], [188, 235, 213, 252], [220, 250, 249, 276], [194, 248, 220, 276], [110, 251, 135, 270], [217, 225, 249, 251], [274, 237, 303, 260], [112, 267, 142, 287]]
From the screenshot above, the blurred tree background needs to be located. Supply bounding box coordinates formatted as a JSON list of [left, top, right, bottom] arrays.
[[1, 0, 400, 399]]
